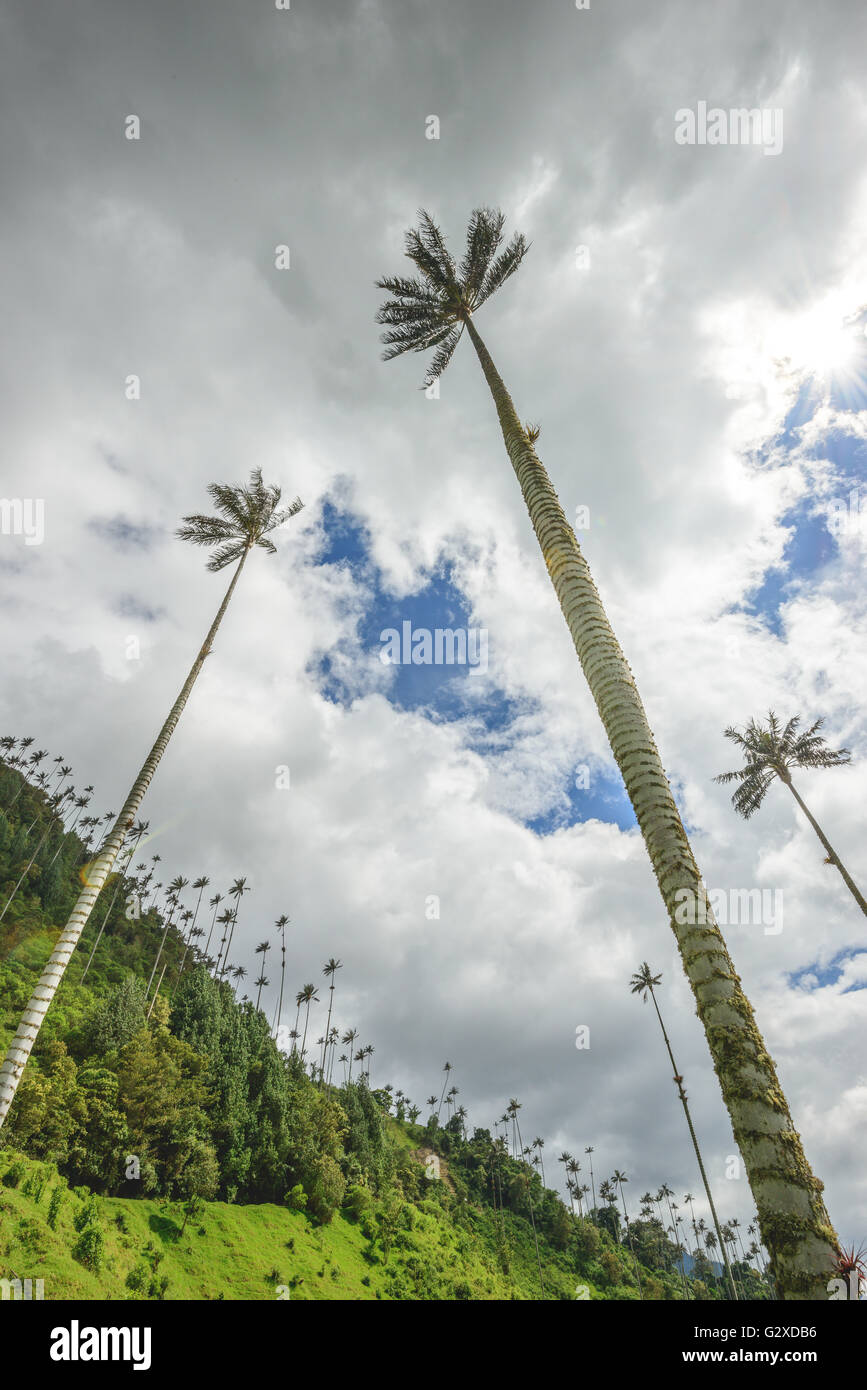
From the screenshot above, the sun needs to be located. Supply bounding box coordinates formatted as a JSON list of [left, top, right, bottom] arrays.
[[781, 307, 860, 378]]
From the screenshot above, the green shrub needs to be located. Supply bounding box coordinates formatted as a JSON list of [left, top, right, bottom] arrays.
[[72, 1225, 104, 1272], [47, 1186, 64, 1230], [73, 1196, 100, 1233], [125, 1262, 150, 1293], [1, 1161, 26, 1188]]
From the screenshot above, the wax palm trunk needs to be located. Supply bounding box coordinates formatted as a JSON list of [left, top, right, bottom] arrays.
[[784, 778, 867, 917], [0, 549, 250, 1126], [464, 315, 837, 1298]]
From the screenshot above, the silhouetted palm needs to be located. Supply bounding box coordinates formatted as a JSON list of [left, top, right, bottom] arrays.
[[715, 711, 865, 916]]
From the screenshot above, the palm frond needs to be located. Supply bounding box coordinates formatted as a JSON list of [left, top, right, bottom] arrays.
[[476, 232, 529, 308], [382, 321, 454, 362], [404, 226, 455, 294], [459, 207, 505, 306], [205, 541, 248, 573], [416, 210, 457, 285], [374, 275, 443, 307], [423, 326, 463, 388], [176, 515, 237, 546]]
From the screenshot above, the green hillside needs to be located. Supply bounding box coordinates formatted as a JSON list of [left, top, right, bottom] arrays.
[[0, 758, 768, 1301]]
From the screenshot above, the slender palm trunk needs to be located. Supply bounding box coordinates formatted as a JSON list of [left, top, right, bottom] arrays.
[[662, 1193, 690, 1300], [436, 1072, 450, 1123], [218, 907, 239, 982], [0, 550, 250, 1128], [463, 316, 838, 1298], [146, 960, 169, 1019], [203, 902, 220, 960], [173, 884, 206, 986], [513, 1113, 545, 1297], [320, 984, 335, 1087], [44, 800, 89, 871], [783, 777, 867, 917], [146, 898, 179, 997], [647, 986, 738, 1299], [0, 819, 58, 923], [5, 776, 28, 813], [80, 830, 143, 982], [616, 1184, 644, 1300], [273, 930, 286, 1039]]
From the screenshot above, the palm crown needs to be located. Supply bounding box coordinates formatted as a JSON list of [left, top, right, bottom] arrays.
[[375, 208, 528, 387], [630, 961, 662, 1002], [177, 467, 303, 571], [714, 711, 850, 818]]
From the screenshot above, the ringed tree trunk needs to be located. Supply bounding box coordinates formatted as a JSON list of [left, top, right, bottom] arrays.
[[464, 315, 838, 1299], [0, 549, 250, 1128]]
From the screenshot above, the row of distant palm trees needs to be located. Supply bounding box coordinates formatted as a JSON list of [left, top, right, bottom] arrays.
[[1, 208, 863, 1294], [412, 1077, 771, 1299]]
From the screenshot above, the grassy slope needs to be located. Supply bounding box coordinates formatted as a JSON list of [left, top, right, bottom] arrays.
[[0, 1149, 608, 1302]]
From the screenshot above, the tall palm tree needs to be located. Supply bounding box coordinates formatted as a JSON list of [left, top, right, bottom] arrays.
[[684, 1193, 701, 1264], [715, 712, 866, 917], [658, 1183, 690, 1299], [343, 1028, 358, 1082], [212, 908, 235, 978], [532, 1136, 546, 1186], [0, 789, 72, 922], [298, 983, 319, 1060], [584, 1146, 598, 1223], [376, 209, 837, 1298], [203, 892, 223, 959], [325, 1027, 340, 1086], [271, 914, 290, 1039], [254, 973, 269, 1010], [174, 875, 210, 983], [566, 1157, 582, 1213], [631, 961, 738, 1299], [436, 1061, 453, 1123], [0, 469, 303, 1129], [254, 940, 271, 1006], [146, 875, 188, 996], [232, 964, 247, 998], [217, 877, 249, 982], [508, 1098, 544, 1296], [612, 1169, 643, 1299], [319, 957, 343, 1085], [79, 821, 148, 982]]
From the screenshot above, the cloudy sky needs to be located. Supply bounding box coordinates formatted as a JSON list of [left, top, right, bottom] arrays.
[[2, 0, 866, 1248]]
